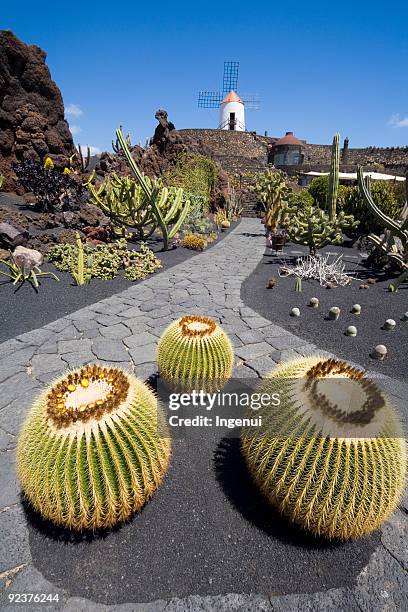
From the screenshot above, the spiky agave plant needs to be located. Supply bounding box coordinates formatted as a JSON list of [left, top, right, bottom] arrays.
[[157, 315, 234, 390], [241, 356, 407, 540], [17, 364, 171, 531]]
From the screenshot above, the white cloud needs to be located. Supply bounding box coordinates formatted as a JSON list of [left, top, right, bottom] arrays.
[[69, 125, 81, 135], [388, 114, 408, 128], [79, 144, 101, 157], [65, 103, 83, 117]]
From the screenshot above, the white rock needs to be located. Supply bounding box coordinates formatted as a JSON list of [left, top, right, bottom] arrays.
[[12, 246, 43, 271], [351, 304, 361, 314], [345, 325, 357, 337], [290, 307, 300, 317], [309, 297, 319, 308]]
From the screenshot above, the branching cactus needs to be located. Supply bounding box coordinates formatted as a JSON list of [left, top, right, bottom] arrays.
[[17, 364, 171, 531], [115, 128, 190, 250], [157, 315, 234, 391], [358, 167, 408, 291], [241, 356, 407, 540], [284, 204, 357, 256], [251, 169, 290, 232]]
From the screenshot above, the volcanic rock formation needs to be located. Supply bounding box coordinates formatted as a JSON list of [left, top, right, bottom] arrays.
[[0, 30, 74, 192]]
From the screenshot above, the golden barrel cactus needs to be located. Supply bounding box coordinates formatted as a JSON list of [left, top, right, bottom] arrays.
[[17, 364, 171, 531], [241, 356, 407, 540], [157, 315, 234, 390]]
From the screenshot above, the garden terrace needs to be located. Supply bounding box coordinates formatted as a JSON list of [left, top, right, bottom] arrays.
[[0, 219, 407, 610]]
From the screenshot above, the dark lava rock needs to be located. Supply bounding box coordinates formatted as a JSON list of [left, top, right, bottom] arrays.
[[0, 30, 74, 192], [79, 202, 109, 227], [0, 204, 29, 229], [0, 221, 29, 248]]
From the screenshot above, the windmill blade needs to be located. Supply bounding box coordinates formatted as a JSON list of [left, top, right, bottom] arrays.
[[241, 94, 260, 110], [222, 61, 239, 94], [198, 91, 223, 108]]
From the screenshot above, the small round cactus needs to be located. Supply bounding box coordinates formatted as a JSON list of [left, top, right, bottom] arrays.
[[290, 307, 300, 317], [157, 315, 233, 390], [17, 364, 171, 531], [328, 306, 340, 320], [401, 312, 408, 322], [345, 325, 357, 337], [309, 297, 319, 308], [351, 304, 361, 315], [372, 345, 387, 360], [383, 319, 396, 331], [241, 356, 407, 540]]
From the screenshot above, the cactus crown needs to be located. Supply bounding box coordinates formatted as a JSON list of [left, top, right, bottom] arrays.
[[46, 364, 131, 428], [179, 315, 216, 337]]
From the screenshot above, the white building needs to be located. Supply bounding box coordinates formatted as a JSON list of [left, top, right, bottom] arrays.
[[218, 91, 245, 131]]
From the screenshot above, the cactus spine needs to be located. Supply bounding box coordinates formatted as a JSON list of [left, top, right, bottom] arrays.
[[241, 356, 407, 540], [326, 133, 340, 220], [357, 167, 408, 292], [17, 364, 171, 531], [157, 315, 234, 390]]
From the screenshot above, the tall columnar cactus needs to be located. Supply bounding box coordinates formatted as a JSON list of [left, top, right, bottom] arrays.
[[358, 167, 408, 292], [17, 364, 171, 531], [115, 128, 190, 250], [241, 356, 407, 540], [252, 169, 290, 232], [326, 133, 340, 220], [71, 233, 93, 285], [157, 315, 234, 390]]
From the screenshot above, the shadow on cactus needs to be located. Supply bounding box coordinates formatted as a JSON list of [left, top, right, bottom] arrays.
[[157, 315, 234, 391], [17, 364, 171, 531], [241, 356, 407, 541]]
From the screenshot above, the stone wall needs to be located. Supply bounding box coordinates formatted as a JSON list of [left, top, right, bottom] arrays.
[[302, 143, 408, 175], [179, 129, 271, 174]]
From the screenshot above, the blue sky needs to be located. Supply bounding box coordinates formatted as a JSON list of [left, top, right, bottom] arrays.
[[3, 1, 408, 154]]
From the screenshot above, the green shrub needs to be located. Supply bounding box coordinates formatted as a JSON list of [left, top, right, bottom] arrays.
[[287, 189, 314, 210], [308, 176, 348, 210], [344, 181, 403, 234], [162, 153, 217, 204]]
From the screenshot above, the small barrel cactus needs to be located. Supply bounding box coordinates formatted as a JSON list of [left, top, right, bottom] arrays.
[[17, 364, 171, 531], [383, 319, 396, 331], [290, 307, 301, 317], [328, 306, 340, 320], [345, 325, 357, 337], [372, 344, 387, 360], [351, 304, 361, 315], [157, 315, 233, 390], [309, 297, 319, 308], [241, 356, 407, 540]]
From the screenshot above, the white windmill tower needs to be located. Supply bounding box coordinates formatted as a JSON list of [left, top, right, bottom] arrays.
[[198, 62, 259, 131]]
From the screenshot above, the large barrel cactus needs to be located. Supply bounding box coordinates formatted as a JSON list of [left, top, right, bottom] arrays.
[[241, 356, 407, 540], [17, 364, 171, 531], [157, 315, 234, 390]]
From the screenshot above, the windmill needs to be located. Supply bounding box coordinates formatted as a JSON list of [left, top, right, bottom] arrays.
[[198, 61, 260, 131]]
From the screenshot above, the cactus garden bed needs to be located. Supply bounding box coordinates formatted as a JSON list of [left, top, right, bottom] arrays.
[[242, 242, 408, 379], [0, 219, 238, 344]]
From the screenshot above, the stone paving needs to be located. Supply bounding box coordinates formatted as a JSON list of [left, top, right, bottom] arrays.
[[0, 218, 407, 611]]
